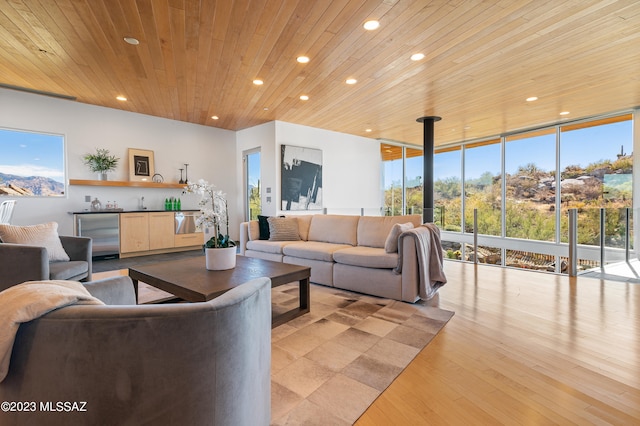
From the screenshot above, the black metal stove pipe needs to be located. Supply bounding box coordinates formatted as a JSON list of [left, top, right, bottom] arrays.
[[416, 116, 441, 223]]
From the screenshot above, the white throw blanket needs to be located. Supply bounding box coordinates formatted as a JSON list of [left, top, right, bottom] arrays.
[[0, 280, 104, 382], [395, 223, 447, 300]]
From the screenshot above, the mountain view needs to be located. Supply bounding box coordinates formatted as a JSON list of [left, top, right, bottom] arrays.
[[0, 172, 65, 196], [432, 155, 633, 268]]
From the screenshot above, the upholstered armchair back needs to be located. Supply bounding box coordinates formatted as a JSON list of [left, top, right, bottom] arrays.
[[0, 235, 92, 291], [0, 276, 272, 426]]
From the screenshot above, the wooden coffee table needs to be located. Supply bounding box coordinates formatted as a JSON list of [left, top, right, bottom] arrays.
[[128, 255, 311, 328]]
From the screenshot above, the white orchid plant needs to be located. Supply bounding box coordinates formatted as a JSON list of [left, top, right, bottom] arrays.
[[184, 179, 235, 249]]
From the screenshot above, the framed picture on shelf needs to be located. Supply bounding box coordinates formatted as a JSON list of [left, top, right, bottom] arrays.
[[128, 148, 155, 182]]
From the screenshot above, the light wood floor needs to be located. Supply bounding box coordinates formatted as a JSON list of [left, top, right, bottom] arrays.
[[356, 261, 640, 425], [94, 261, 640, 425]]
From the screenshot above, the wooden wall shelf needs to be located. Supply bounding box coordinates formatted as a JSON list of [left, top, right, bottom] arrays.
[[69, 179, 186, 189]]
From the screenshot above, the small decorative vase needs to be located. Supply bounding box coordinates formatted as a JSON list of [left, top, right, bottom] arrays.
[[98, 172, 108, 181], [205, 246, 237, 270]]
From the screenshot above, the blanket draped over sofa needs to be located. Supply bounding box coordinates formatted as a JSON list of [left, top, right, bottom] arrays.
[[395, 223, 447, 300], [240, 214, 447, 303], [0, 280, 104, 382]]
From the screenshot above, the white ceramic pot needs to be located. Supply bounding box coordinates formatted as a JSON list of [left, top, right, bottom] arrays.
[[98, 172, 108, 181], [205, 246, 237, 270]]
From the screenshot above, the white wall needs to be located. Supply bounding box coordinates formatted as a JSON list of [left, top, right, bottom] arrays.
[[274, 122, 381, 216], [0, 88, 236, 236], [2, 88, 384, 243], [237, 121, 382, 219], [236, 122, 276, 217]]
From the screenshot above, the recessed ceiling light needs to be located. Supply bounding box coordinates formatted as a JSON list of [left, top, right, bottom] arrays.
[[526, 96, 538, 102], [116, 96, 127, 101], [410, 53, 425, 61], [299, 95, 309, 101], [123, 37, 139, 45], [211, 115, 219, 120], [263, 107, 269, 111], [560, 111, 570, 115], [345, 78, 357, 85], [297, 56, 310, 63], [253, 79, 264, 85], [365, 129, 372, 132], [363, 20, 380, 30]]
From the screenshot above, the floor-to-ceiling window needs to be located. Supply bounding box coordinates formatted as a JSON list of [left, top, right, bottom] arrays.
[[432, 111, 634, 273], [559, 115, 633, 262], [434, 146, 463, 259], [503, 129, 558, 269]]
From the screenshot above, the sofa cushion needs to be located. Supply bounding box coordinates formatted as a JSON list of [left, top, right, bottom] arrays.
[[296, 215, 313, 241], [357, 215, 422, 248], [49, 260, 89, 280], [283, 241, 352, 262], [333, 246, 399, 269], [246, 240, 297, 255], [268, 217, 301, 241], [308, 215, 359, 246], [0, 222, 70, 262], [384, 222, 415, 253]]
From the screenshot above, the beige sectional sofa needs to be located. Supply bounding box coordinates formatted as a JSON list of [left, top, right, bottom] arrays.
[[239, 214, 445, 303]]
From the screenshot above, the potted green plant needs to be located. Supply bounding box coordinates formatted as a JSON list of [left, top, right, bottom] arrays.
[[83, 148, 119, 180], [185, 179, 237, 270]]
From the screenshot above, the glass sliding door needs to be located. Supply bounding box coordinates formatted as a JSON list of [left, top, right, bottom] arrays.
[[244, 149, 261, 221]]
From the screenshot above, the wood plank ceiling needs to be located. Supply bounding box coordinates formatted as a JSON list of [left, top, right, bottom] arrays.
[[0, 0, 639, 147]]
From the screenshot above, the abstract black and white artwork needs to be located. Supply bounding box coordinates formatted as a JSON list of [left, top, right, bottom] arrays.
[[281, 145, 323, 210]]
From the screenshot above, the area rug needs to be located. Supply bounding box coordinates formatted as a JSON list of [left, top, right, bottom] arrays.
[[270, 283, 454, 425]]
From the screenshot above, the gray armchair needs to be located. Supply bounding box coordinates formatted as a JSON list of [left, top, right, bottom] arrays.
[[0, 275, 272, 426], [0, 235, 92, 292]]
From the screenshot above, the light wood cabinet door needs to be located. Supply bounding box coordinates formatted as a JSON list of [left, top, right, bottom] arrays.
[[120, 213, 149, 253], [149, 212, 175, 250]]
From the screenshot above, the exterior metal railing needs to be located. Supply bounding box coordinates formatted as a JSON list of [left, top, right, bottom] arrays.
[[438, 207, 635, 276], [568, 209, 577, 276]]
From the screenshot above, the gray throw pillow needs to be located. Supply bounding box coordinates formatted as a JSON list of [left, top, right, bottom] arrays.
[[384, 222, 414, 253], [268, 217, 300, 241]]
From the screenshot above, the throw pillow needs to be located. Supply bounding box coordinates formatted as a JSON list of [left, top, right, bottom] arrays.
[[247, 220, 260, 241], [257, 215, 271, 240], [0, 222, 70, 262], [268, 217, 301, 241], [384, 222, 414, 253]]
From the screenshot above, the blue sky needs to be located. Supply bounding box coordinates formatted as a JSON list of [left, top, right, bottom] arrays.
[[247, 150, 261, 188], [0, 128, 65, 182], [430, 120, 632, 181]]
